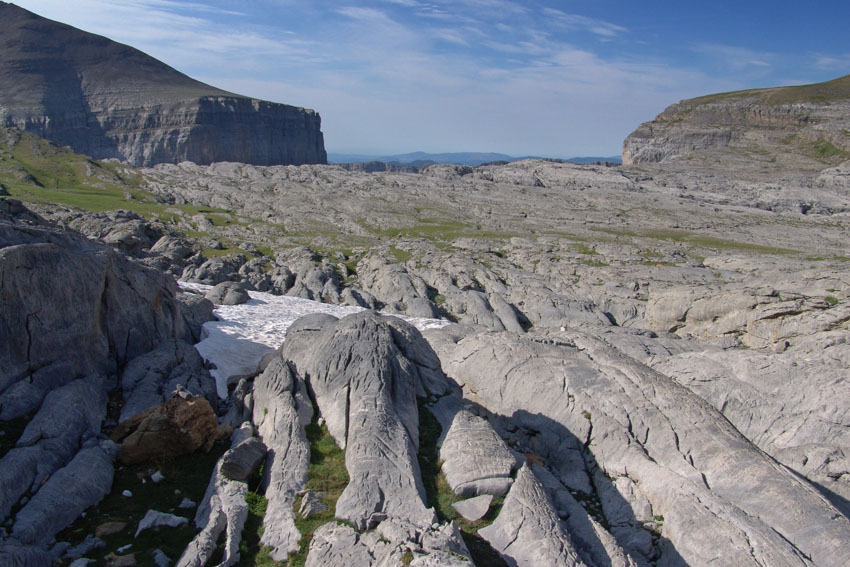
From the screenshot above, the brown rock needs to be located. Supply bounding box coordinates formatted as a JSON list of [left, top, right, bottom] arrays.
[[105, 552, 137, 567], [95, 521, 128, 538], [111, 396, 220, 465]]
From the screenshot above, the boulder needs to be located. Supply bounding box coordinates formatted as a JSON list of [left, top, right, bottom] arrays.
[[282, 312, 436, 530], [451, 495, 492, 522], [479, 464, 584, 567], [298, 491, 328, 519], [204, 282, 250, 306], [531, 463, 636, 567], [135, 510, 189, 537], [119, 339, 216, 422], [219, 437, 266, 482], [111, 396, 221, 465], [64, 535, 107, 559], [430, 396, 517, 497], [182, 255, 246, 286], [10, 442, 115, 547], [177, 452, 249, 567], [428, 325, 850, 566], [177, 293, 215, 344], [250, 356, 311, 559], [0, 542, 53, 567], [304, 519, 472, 567], [0, 376, 107, 522], [0, 201, 185, 420]]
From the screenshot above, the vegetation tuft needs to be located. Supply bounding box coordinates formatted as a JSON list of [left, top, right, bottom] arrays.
[[285, 407, 350, 567], [0, 129, 238, 225], [55, 442, 228, 567]]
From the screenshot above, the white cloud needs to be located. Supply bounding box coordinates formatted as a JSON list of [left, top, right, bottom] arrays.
[[8, 0, 778, 156], [692, 43, 773, 69], [542, 8, 627, 38], [812, 53, 850, 72]]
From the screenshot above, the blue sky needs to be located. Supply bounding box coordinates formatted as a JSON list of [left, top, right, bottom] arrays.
[[12, 0, 850, 157]]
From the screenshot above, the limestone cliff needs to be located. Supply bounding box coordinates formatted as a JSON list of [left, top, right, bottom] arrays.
[[623, 75, 850, 170], [0, 2, 326, 166]]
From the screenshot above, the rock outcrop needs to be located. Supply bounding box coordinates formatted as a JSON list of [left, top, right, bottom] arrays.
[[111, 396, 222, 465], [427, 324, 850, 567], [0, 199, 187, 419], [479, 464, 585, 567], [622, 75, 850, 170], [178, 425, 252, 567], [0, 3, 326, 166], [282, 312, 437, 531], [250, 356, 311, 560]]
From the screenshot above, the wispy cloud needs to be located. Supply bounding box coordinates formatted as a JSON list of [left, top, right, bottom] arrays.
[[542, 8, 627, 38], [13, 0, 824, 156], [812, 52, 850, 72], [692, 43, 773, 69]]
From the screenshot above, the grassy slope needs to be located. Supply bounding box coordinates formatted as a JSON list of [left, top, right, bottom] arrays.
[[0, 128, 230, 220], [684, 74, 850, 107]]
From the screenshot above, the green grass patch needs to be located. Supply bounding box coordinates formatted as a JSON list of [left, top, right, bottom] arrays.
[[579, 259, 609, 267], [598, 227, 799, 256], [365, 217, 518, 244], [389, 245, 413, 264], [825, 296, 840, 306], [0, 129, 237, 223], [807, 139, 850, 163], [680, 74, 850, 108], [285, 410, 350, 567], [55, 442, 228, 567], [572, 243, 598, 256], [805, 255, 850, 262], [417, 401, 508, 567]]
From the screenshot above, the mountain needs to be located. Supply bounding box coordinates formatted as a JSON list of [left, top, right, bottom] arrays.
[[0, 2, 326, 166], [623, 74, 850, 170], [328, 151, 621, 166]]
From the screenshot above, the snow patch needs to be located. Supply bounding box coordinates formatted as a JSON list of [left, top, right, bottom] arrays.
[[180, 282, 448, 397]]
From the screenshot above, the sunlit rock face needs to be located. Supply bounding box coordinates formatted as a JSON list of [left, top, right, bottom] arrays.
[[622, 75, 850, 171], [0, 3, 327, 167]]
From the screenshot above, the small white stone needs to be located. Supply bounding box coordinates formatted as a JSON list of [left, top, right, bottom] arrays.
[[122, 490, 133, 497], [117, 544, 132, 553], [151, 470, 165, 483]]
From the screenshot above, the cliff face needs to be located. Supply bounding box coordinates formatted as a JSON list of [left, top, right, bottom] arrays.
[[0, 2, 326, 166], [623, 75, 850, 170]]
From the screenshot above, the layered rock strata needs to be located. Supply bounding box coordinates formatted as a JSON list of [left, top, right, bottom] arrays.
[[622, 75, 850, 169], [0, 3, 326, 166]]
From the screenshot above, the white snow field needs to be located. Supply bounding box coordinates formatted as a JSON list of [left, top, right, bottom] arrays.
[[180, 282, 449, 397]]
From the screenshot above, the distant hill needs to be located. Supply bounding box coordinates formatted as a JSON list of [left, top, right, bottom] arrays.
[[328, 151, 621, 166], [0, 2, 326, 166], [623, 74, 850, 170]]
